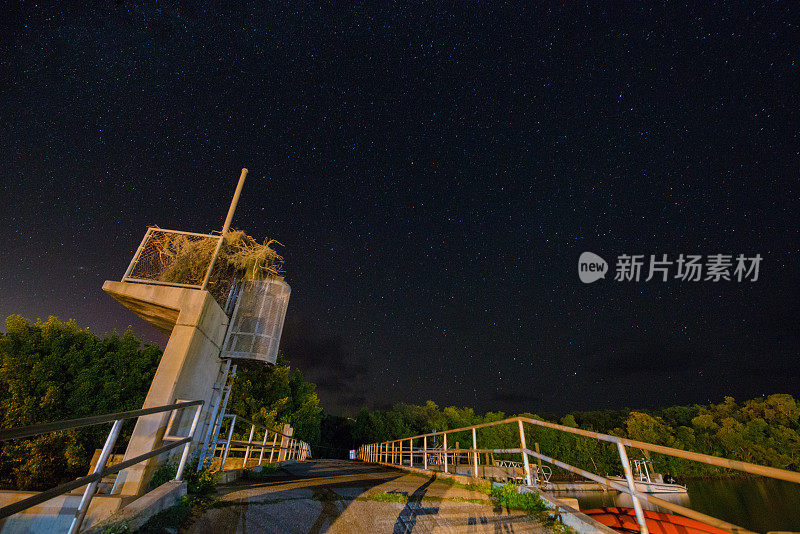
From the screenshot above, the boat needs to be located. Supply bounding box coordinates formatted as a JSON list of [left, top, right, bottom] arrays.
[[608, 458, 688, 494], [581, 507, 729, 534]]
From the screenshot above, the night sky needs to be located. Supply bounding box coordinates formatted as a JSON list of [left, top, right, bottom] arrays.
[[1, 3, 798, 415]]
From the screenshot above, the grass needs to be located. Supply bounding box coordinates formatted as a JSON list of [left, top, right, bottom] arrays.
[[242, 462, 282, 479], [358, 492, 489, 505], [367, 491, 409, 503], [490, 483, 547, 513], [446, 478, 493, 494], [489, 483, 577, 534]]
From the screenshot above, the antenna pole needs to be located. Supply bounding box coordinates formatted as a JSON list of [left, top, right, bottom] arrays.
[[202, 168, 248, 290]]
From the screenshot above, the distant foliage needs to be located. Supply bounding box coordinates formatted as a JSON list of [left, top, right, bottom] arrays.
[[0, 315, 161, 490], [349, 395, 800, 478]]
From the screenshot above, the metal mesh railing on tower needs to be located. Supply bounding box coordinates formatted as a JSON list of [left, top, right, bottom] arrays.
[[122, 227, 244, 309], [123, 227, 221, 288]]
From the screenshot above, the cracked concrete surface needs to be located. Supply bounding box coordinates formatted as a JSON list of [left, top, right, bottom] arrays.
[[182, 460, 552, 533]]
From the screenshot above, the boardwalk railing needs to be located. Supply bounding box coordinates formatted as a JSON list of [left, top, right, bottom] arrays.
[[0, 403, 312, 533], [358, 415, 800, 534], [201, 412, 311, 471], [0, 400, 204, 534]]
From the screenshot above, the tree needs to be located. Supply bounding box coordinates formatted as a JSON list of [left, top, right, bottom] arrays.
[[0, 315, 161, 490], [227, 354, 322, 448]]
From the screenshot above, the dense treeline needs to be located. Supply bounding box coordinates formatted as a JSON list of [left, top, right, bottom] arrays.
[[339, 395, 800, 478], [2, 314, 797, 486], [0, 315, 322, 490]]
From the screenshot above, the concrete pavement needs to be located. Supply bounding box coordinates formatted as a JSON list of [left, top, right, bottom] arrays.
[[182, 459, 552, 533]]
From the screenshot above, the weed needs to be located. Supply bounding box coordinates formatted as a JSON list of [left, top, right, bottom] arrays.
[[490, 483, 547, 513]]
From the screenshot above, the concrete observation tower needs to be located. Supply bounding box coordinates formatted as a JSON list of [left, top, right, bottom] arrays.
[[102, 169, 291, 496]]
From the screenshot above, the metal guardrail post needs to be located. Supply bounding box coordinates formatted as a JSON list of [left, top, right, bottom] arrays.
[[175, 404, 203, 481], [409, 439, 413, 467], [220, 415, 237, 471], [616, 440, 649, 534], [443, 434, 448, 474], [258, 430, 269, 465], [68, 419, 123, 534], [269, 432, 278, 462], [518, 420, 532, 486], [472, 427, 478, 477], [423, 437, 427, 470], [243, 424, 256, 468]]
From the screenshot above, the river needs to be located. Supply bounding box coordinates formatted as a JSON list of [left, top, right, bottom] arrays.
[[556, 477, 800, 532]]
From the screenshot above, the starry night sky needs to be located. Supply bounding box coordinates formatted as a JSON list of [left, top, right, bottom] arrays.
[[1, 3, 798, 415]]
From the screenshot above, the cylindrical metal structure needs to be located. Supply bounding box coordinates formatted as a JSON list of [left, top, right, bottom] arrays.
[[222, 279, 291, 364]]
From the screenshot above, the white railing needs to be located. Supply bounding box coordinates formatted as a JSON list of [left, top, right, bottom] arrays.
[[205, 413, 311, 471], [0, 400, 204, 533], [357, 415, 800, 534]]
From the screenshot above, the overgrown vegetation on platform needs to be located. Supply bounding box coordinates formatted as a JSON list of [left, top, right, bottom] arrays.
[[157, 228, 284, 283]]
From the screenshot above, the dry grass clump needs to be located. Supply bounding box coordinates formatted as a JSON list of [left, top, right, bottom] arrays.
[[156, 228, 284, 284]]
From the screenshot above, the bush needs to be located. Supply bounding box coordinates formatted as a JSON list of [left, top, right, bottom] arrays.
[[490, 483, 547, 513], [147, 457, 215, 496]]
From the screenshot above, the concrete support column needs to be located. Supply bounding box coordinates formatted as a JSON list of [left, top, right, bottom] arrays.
[[104, 282, 230, 497]]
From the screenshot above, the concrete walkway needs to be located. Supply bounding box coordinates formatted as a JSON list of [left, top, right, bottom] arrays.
[[183, 459, 552, 533]]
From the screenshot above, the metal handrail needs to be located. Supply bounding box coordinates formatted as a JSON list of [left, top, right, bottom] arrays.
[[209, 412, 311, 471], [358, 415, 800, 534], [516, 416, 800, 485], [0, 400, 204, 534], [231, 414, 297, 440], [0, 400, 203, 442]]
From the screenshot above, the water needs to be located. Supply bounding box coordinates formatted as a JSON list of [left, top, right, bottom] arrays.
[[557, 477, 800, 532]]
